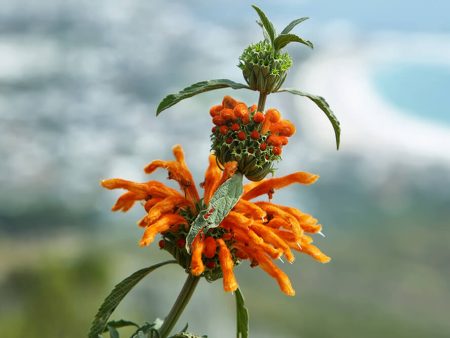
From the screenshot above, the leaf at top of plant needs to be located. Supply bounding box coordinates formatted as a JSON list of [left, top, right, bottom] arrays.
[[256, 21, 271, 43], [280, 17, 309, 35], [278, 88, 341, 149], [88, 260, 176, 338], [274, 34, 314, 51], [251, 5, 276, 45], [235, 288, 249, 338], [156, 79, 249, 116]]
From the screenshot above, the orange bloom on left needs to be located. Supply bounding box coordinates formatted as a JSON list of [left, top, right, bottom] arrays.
[[101, 145, 330, 296]]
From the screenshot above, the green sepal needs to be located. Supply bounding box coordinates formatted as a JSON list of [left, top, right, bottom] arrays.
[[251, 5, 276, 46], [185, 173, 243, 252], [280, 17, 309, 35], [102, 319, 139, 337], [235, 288, 249, 338], [132, 319, 163, 338], [274, 34, 313, 51], [278, 88, 341, 149], [88, 261, 176, 338], [156, 79, 250, 116]]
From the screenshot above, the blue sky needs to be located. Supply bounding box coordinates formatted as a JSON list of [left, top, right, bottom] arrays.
[[191, 0, 450, 33]]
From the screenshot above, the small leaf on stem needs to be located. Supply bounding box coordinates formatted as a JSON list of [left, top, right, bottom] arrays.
[[88, 261, 176, 338], [274, 34, 313, 51], [156, 80, 249, 116], [235, 288, 249, 338], [278, 88, 341, 149], [251, 5, 276, 46], [280, 17, 309, 35]]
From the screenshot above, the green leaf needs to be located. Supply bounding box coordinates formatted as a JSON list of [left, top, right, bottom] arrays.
[[107, 326, 120, 338], [280, 17, 309, 35], [88, 261, 176, 338], [256, 21, 271, 43], [235, 288, 249, 338], [278, 88, 341, 149], [156, 79, 250, 116], [104, 320, 139, 331], [251, 5, 276, 45], [274, 34, 313, 51], [185, 173, 244, 251], [131, 319, 163, 338]]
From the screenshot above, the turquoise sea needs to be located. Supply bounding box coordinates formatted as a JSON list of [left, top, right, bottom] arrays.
[[373, 63, 450, 125]]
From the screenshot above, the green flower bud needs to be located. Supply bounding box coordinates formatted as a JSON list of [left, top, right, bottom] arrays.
[[239, 40, 293, 94]]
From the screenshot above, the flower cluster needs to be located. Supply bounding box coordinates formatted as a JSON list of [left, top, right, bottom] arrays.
[[101, 145, 330, 296], [239, 40, 293, 93], [211, 96, 296, 181]]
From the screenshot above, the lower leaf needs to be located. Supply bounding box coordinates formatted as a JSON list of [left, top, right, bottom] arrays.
[[235, 288, 249, 338], [88, 260, 176, 338]]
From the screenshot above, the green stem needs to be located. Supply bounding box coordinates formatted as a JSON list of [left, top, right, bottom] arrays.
[[159, 274, 200, 338], [257, 92, 268, 112]]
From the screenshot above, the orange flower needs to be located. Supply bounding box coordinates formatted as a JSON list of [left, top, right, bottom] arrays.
[[101, 145, 330, 296]]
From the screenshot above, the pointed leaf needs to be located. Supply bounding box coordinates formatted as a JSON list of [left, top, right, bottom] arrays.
[[156, 79, 250, 116], [88, 261, 176, 338], [274, 34, 313, 51], [280, 17, 309, 34], [256, 21, 271, 43], [251, 5, 276, 45], [107, 326, 120, 338], [278, 89, 341, 149], [103, 320, 139, 331], [186, 173, 243, 251], [235, 288, 249, 338]]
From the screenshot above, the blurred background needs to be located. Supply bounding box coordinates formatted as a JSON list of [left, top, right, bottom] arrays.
[[1, 0, 449, 337]]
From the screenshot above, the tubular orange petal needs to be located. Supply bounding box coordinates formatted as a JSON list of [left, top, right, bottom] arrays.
[[240, 245, 295, 296], [300, 243, 331, 263], [256, 202, 303, 242], [218, 161, 238, 186], [250, 222, 295, 263], [111, 191, 141, 212], [101, 179, 149, 195], [139, 214, 187, 246], [203, 236, 217, 259], [146, 181, 182, 199], [203, 154, 222, 205], [266, 217, 290, 229], [246, 230, 283, 260], [217, 239, 238, 292], [145, 195, 192, 224], [172, 145, 200, 203], [278, 205, 323, 234], [144, 145, 199, 204], [191, 235, 205, 276], [242, 172, 319, 200], [233, 199, 266, 220], [144, 197, 163, 212]]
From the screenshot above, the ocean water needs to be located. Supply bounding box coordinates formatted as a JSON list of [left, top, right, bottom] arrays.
[[373, 63, 450, 125]]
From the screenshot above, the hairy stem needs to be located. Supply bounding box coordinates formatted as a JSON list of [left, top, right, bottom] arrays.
[[257, 92, 268, 112], [159, 274, 200, 338]]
